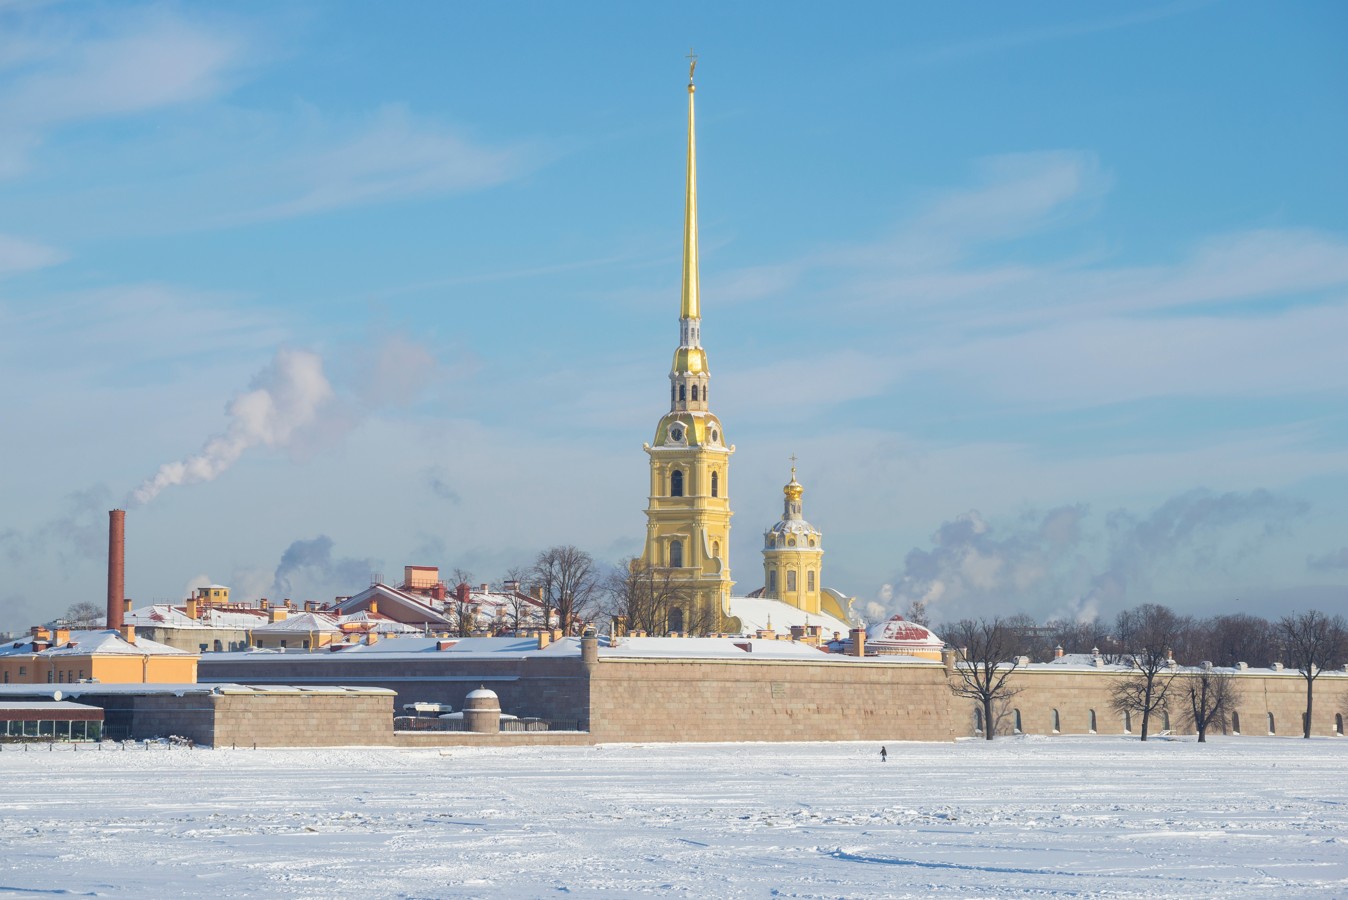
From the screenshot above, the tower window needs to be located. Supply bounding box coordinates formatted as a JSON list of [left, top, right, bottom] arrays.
[[670, 384, 675, 405], [712, 541, 720, 558], [691, 385, 699, 402], [768, 570, 777, 593], [668, 607, 684, 634], [807, 570, 815, 592], [679, 384, 686, 402], [787, 570, 796, 591], [670, 540, 684, 568], [671, 470, 684, 497], [711, 471, 719, 497]]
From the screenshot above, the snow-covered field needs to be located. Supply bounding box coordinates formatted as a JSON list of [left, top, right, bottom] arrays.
[[1, 736, 1345, 898]]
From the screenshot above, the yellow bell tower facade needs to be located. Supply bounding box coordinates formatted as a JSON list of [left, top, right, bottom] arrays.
[[640, 59, 736, 634]]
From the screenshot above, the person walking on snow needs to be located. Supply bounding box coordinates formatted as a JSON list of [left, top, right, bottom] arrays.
[[880, 746, 887, 762]]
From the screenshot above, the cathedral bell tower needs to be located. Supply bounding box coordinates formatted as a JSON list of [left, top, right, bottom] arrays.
[[762, 464, 824, 615], [640, 56, 736, 634]]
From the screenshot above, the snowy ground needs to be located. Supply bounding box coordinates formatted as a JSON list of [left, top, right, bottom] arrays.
[[1, 735, 1345, 898]]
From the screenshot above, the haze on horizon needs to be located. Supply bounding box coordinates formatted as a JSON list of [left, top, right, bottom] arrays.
[[1, 1, 1345, 634]]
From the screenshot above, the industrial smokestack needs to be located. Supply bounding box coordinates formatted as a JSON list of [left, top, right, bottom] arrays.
[[107, 509, 126, 632]]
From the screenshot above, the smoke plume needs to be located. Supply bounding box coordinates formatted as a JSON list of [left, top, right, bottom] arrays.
[[130, 348, 333, 505]]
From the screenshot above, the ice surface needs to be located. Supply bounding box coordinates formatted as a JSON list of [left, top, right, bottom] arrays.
[[0, 735, 1344, 898]]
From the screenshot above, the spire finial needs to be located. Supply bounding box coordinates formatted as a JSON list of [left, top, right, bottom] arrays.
[[789, 453, 798, 481], [687, 47, 698, 84]]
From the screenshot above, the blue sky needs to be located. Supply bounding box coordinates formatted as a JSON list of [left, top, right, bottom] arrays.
[[2, 1, 1346, 633]]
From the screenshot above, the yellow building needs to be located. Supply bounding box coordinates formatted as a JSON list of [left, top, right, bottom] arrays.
[[0, 627, 198, 686], [640, 61, 737, 633]]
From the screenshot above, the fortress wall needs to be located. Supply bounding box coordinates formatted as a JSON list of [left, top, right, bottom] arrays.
[[199, 655, 592, 725], [952, 667, 1348, 739], [588, 658, 957, 743], [210, 692, 395, 748]]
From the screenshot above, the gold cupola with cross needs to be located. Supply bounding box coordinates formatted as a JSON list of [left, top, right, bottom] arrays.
[[640, 54, 736, 634]]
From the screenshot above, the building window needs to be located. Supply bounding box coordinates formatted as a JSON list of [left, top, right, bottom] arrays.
[[280, 640, 288, 649], [669, 540, 683, 568], [1336, 714, 1343, 736], [974, 707, 984, 735], [1052, 709, 1061, 733], [787, 570, 796, 591], [712, 541, 720, 558], [670, 384, 675, 405], [1267, 713, 1276, 735], [679, 384, 686, 402], [671, 470, 684, 497], [807, 570, 815, 592], [711, 471, 719, 497], [1232, 711, 1241, 734], [691, 385, 698, 402], [47, 671, 54, 683], [214, 640, 223, 652], [1013, 709, 1023, 734], [18, 666, 25, 677], [2, 672, 7, 683], [1088, 709, 1097, 733], [1123, 712, 1132, 734], [788, 536, 796, 547], [668, 607, 684, 634], [1162, 711, 1171, 732], [768, 570, 777, 593]]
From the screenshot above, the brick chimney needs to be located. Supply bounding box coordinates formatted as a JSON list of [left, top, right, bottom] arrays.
[[121, 624, 136, 644], [848, 627, 866, 657], [107, 509, 125, 631]]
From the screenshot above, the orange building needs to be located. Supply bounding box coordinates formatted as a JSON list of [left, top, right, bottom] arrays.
[[0, 626, 198, 686]]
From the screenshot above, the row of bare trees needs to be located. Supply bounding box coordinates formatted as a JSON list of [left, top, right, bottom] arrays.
[[944, 605, 1348, 743], [461, 548, 700, 638]]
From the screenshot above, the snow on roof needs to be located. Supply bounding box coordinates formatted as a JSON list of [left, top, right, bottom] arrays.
[[0, 629, 192, 657], [252, 612, 341, 633], [0, 700, 102, 711], [0, 683, 394, 698], [726, 595, 852, 636], [602, 636, 838, 660], [865, 615, 943, 648]]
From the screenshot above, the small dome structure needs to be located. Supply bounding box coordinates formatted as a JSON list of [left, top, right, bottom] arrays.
[[864, 615, 944, 660]]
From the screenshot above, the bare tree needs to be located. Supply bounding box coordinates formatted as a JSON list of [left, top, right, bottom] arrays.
[[63, 602, 103, 628], [498, 565, 541, 635], [1190, 613, 1274, 668], [1178, 666, 1240, 743], [944, 617, 1024, 742], [531, 546, 600, 634], [605, 558, 701, 635], [1276, 610, 1348, 739], [1111, 604, 1187, 741], [903, 599, 931, 628]]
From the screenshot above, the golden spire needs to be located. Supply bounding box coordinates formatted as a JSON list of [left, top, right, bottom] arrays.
[[680, 48, 700, 321], [785, 455, 803, 502]]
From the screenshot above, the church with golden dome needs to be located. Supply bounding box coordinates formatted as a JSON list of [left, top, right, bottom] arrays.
[[639, 60, 856, 637]]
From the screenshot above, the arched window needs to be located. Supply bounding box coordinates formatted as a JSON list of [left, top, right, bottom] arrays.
[[670, 470, 684, 497], [1013, 709, 1023, 734], [712, 541, 720, 559], [1162, 711, 1171, 732], [807, 570, 815, 592], [670, 384, 675, 405], [1123, 711, 1132, 734], [768, 570, 777, 593], [679, 384, 686, 402], [1336, 714, 1344, 736], [691, 385, 698, 402], [974, 707, 984, 735], [1052, 709, 1061, 733], [1088, 709, 1097, 733], [787, 570, 796, 591], [1232, 711, 1241, 734], [711, 471, 719, 497], [668, 607, 684, 634], [768, 535, 776, 548], [669, 540, 683, 568], [1267, 712, 1276, 735]]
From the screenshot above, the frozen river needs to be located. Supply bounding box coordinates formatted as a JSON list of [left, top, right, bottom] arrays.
[[1, 735, 1345, 898]]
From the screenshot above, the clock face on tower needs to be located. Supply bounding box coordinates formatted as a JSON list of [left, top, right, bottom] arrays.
[[671, 427, 684, 442]]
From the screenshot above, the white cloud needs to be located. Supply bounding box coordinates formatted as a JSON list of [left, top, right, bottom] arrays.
[[239, 105, 536, 221], [0, 9, 245, 176], [0, 232, 64, 275]]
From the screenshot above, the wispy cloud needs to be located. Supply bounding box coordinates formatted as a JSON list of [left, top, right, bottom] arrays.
[[0, 232, 64, 276], [234, 104, 538, 222], [0, 7, 246, 176], [1308, 547, 1348, 572], [909, 2, 1209, 65]]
